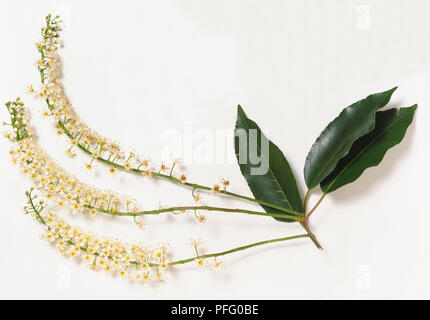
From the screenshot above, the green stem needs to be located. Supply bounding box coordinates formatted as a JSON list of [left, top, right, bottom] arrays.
[[303, 189, 311, 213], [300, 222, 323, 250], [305, 193, 327, 222], [90, 205, 303, 221], [300, 191, 326, 250], [27, 193, 48, 226], [58, 119, 301, 216], [167, 234, 310, 266]]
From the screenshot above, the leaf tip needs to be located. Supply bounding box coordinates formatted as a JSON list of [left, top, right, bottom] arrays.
[[237, 105, 246, 118], [373, 86, 398, 106], [385, 86, 398, 97], [407, 104, 418, 117], [401, 104, 418, 116]]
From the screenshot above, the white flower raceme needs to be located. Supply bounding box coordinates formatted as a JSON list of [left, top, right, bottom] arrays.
[[31, 14, 236, 213], [34, 15, 157, 175], [10, 138, 140, 216], [4, 98, 141, 219], [34, 14, 216, 191], [24, 191, 168, 283]]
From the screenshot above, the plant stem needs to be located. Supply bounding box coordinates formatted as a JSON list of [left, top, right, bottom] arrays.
[[299, 190, 326, 250], [300, 222, 323, 250], [56, 121, 301, 217], [303, 189, 311, 213], [91, 205, 303, 221], [27, 193, 48, 226], [305, 193, 327, 222], [166, 234, 310, 266]]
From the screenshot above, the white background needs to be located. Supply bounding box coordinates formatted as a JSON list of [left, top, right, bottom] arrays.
[[1, 0, 429, 299]]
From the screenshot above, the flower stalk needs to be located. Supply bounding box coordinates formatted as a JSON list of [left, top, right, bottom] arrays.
[[57, 118, 302, 216], [90, 204, 303, 221], [167, 234, 310, 266]]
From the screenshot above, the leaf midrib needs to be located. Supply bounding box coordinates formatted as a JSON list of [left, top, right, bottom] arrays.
[[308, 94, 389, 188], [239, 111, 295, 211], [324, 110, 405, 192]]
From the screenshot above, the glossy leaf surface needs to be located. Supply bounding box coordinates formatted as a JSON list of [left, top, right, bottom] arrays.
[[321, 105, 417, 193], [235, 105, 303, 222], [304, 87, 397, 189]]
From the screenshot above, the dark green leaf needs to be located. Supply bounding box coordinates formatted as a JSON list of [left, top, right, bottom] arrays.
[[234, 105, 303, 222], [321, 105, 417, 193], [304, 87, 397, 189]]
